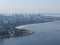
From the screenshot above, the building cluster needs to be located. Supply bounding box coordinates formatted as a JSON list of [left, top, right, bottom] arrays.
[[0, 28, 33, 38], [0, 13, 57, 28]]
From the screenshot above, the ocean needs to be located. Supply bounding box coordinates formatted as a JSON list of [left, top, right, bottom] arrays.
[[0, 20, 60, 45]]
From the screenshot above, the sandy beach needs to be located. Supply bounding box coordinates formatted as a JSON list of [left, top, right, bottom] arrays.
[[16, 22, 53, 29], [16, 23, 38, 29]]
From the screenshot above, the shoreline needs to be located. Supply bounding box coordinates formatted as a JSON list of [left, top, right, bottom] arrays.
[[0, 21, 54, 39], [16, 21, 54, 29]]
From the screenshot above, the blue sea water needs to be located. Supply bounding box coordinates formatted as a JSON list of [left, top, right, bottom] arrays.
[[0, 20, 60, 45]]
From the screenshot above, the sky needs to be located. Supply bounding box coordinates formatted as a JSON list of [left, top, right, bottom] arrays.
[[0, 0, 60, 14]]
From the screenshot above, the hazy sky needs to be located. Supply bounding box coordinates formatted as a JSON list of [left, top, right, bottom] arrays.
[[0, 0, 60, 14]]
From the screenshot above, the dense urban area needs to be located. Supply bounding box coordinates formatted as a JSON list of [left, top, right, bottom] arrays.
[[0, 13, 60, 38], [0, 13, 60, 27]]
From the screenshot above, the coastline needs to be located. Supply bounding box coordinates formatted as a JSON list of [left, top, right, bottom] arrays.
[[16, 21, 54, 29], [0, 21, 54, 39]]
